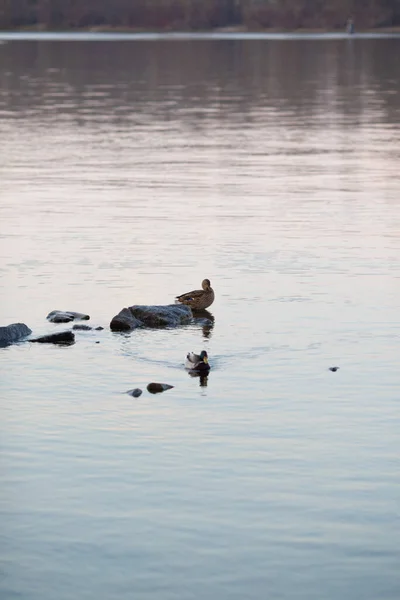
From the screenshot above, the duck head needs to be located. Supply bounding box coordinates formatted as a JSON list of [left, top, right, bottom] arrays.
[[199, 350, 208, 364]]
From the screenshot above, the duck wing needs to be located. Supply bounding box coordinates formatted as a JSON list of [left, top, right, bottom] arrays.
[[185, 352, 210, 371], [186, 352, 202, 364], [176, 288, 203, 302]]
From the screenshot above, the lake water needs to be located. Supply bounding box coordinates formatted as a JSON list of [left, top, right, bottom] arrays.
[[1, 34, 399, 600]]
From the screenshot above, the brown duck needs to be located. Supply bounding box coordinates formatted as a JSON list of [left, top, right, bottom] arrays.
[[175, 279, 215, 311]]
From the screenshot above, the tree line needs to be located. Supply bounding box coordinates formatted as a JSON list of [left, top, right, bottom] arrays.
[[0, 0, 399, 31]]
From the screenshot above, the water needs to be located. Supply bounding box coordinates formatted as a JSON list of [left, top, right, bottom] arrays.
[[1, 35, 400, 600]]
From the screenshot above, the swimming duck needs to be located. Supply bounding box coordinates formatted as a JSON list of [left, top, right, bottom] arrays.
[[185, 350, 210, 371], [176, 279, 215, 311]]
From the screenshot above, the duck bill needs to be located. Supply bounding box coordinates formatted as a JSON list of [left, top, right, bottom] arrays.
[[203, 357, 208, 364]]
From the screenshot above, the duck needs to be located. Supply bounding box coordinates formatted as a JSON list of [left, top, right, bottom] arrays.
[[175, 279, 215, 311], [185, 350, 210, 372]]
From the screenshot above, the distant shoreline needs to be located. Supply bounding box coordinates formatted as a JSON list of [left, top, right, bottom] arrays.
[[3, 24, 400, 35]]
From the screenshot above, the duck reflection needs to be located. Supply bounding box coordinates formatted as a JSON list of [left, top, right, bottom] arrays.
[[188, 370, 210, 388], [192, 309, 215, 339]]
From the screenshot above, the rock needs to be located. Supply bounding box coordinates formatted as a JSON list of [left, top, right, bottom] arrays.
[[30, 331, 75, 345], [47, 310, 90, 323], [147, 382, 174, 394], [132, 305, 192, 328], [72, 324, 103, 331], [194, 318, 214, 327], [329, 366, 340, 372], [0, 323, 32, 348], [126, 388, 143, 398], [110, 304, 192, 331], [110, 308, 142, 331]]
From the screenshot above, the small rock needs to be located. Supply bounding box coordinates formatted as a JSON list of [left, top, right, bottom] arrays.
[[72, 324, 92, 331], [126, 388, 143, 398], [30, 331, 75, 345], [147, 382, 174, 394], [193, 318, 214, 327], [94, 326, 104, 331], [329, 366, 340, 372], [47, 310, 90, 323]]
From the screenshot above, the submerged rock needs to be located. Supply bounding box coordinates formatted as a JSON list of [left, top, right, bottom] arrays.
[[147, 382, 174, 394], [329, 366, 340, 372], [110, 304, 192, 331], [47, 310, 90, 323], [126, 388, 143, 398], [72, 324, 104, 331], [0, 323, 32, 348], [30, 331, 75, 345], [194, 318, 214, 328]]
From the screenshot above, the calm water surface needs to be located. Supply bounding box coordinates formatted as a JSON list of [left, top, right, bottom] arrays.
[[1, 36, 400, 600]]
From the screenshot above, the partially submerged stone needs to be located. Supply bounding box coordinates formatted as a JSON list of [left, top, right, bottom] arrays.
[[147, 382, 174, 394], [110, 304, 192, 332], [126, 388, 143, 398], [47, 310, 90, 323], [0, 323, 32, 348], [72, 324, 104, 331], [30, 331, 75, 345]]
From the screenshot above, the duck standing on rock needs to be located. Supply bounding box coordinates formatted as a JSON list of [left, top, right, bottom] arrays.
[[185, 350, 211, 372], [176, 279, 215, 311]]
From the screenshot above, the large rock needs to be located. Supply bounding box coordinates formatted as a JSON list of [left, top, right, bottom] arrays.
[[30, 331, 75, 345], [47, 310, 90, 323], [132, 305, 192, 327], [0, 323, 32, 348], [110, 304, 192, 331]]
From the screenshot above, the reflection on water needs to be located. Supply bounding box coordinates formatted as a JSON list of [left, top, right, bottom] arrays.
[[1, 36, 400, 600], [187, 369, 210, 387], [193, 310, 215, 339]]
